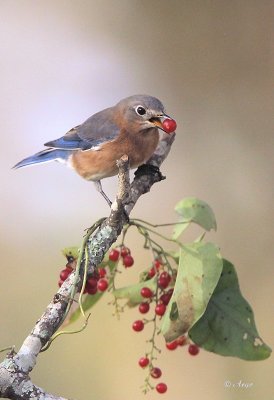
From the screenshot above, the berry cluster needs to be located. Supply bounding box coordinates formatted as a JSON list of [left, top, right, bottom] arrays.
[[129, 256, 200, 394], [58, 259, 108, 295], [57, 244, 200, 395], [109, 246, 134, 267]]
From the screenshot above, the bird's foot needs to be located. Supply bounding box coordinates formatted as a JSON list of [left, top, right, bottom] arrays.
[[134, 164, 165, 181]]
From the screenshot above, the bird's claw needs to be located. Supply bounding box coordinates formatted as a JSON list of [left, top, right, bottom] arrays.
[[134, 164, 165, 181]]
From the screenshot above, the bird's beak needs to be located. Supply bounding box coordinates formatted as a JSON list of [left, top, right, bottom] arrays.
[[149, 114, 168, 130], [150, 113, 176, 133]]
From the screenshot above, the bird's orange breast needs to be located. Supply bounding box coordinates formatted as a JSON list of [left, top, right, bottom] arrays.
[[70, 129, 159, 181]]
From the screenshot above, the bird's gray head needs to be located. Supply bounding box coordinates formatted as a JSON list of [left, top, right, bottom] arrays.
[[115, 94, 169, 132]]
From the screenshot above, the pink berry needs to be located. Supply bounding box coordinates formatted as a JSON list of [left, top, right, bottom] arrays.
[[138, 357, 149, 368], [139, 302, 150, 314], [97, 279, 108, 292], [162, 118, 177, 134], [140, 287, 153, 298], [156, 382, 167, 394], [132, 320, 144, 332], [150, 367, 162, 379], [188, 344, 200, 356]]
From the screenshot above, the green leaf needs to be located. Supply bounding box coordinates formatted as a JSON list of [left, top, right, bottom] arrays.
[[173, 198, 217, 239], [62, 246, 79, 260], [172, 222, 190, 240], [189, 259, 272, 360], [161, 242, 223, 342], [113, 277, 157, 306]]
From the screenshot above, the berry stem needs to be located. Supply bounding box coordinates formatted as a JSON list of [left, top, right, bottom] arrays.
[[141, 313, 162, 393], [136, 225, 174, 274], [133, 218, 189, 229]]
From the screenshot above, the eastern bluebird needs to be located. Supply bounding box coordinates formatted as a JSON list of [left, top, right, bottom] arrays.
[[14, 94, 176, 205]]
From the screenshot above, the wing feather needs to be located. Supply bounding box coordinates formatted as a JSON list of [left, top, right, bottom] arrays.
[[44, 107, 120, 151]]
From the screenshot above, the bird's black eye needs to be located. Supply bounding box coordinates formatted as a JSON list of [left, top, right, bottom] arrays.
[[135, 105, 146, 116]]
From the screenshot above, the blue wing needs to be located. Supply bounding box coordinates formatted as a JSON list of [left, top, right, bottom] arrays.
[[45, 107, 120, 150]]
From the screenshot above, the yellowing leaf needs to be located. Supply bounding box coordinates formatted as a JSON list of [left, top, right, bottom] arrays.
[[161, 242, 222, 342], [62, 246, 79, 260]]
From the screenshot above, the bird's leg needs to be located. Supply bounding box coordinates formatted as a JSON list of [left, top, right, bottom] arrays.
[[134, 164, 165, 181], [94, 180, 112, 207], [94, 180, 130, 222]]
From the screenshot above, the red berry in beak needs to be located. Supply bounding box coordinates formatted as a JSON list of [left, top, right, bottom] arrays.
[[162, 118, 177, 133]]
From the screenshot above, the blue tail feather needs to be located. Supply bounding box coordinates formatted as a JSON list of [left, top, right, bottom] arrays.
[[13, 149, 71, 169]]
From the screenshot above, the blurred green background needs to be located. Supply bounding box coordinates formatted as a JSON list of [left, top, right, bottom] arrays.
[[0, 1, 273, 399]]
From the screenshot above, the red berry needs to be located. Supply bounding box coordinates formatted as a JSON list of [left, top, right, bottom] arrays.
[[109, 248, 120, 262], [85, 277, 98, 295], [154, 259, 162, 269], [150, 367, 162, 379], [188, 344, 200, 356], [98, 267, 107, 278], [86, 277, 98, 289], [177, 335, 186, 346], [159, 293, 171, 305], [91, 270, 100, 281], [166, 340, 178, 350], [123, 255, 134, 267], [156, 383, 167, 394], [160, 288, 173, 305], [120, 246, 130, 257], [162, 118, 177, 134], [140, 287, 153, 298], [97, 278, 108, 292], [155, 303, 166, 316], [158, 272, 171, 289], [132, 320, 144, 332], [139, 302, 150, 314], [86, 285, 97, 295], [148, 267, 156, 278], [59, 267, 72, 281], [138, 357, 149, 368]]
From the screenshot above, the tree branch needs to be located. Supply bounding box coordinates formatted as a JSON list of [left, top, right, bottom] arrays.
[[0, 134, 175, 399]]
